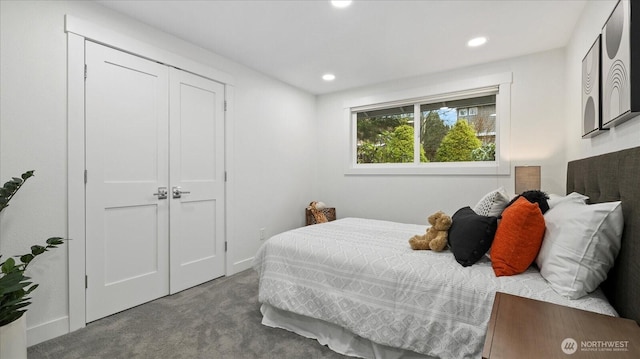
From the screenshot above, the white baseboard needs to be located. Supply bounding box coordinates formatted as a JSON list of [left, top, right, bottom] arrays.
[[27, 315, 69, 347], [230, 256, 254, 275]]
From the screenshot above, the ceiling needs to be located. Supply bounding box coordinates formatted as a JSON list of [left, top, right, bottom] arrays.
[[95, 0, 587, 95]]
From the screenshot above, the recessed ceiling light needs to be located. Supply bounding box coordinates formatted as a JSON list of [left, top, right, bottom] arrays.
[[331, 1, 352, 9], [322, 73, 336, 81], [467, 36, 487, 47]]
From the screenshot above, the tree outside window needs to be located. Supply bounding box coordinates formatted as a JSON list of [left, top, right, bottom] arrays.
[[356, 94, 496, 165]]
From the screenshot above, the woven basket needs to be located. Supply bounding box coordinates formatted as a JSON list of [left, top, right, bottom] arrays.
[[305, 207, 336, 225]]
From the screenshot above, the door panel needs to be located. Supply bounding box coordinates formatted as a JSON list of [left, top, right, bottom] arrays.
[[85, 41, 170, 322], [178, 201, 217, 264], [169, 68, 226, 294], [103, 206, 160, 285]]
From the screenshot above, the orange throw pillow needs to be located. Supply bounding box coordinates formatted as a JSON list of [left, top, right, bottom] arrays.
[[491, 196, 546, 276]]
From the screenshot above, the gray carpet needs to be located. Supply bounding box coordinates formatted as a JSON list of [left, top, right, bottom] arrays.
[[28, 270, 349, 359]]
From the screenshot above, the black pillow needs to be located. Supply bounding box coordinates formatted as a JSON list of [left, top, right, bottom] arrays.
[[448, 207, 498, 267]]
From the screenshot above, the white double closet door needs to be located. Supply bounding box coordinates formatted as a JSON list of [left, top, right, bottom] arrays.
[[85, 41, 225, 322]]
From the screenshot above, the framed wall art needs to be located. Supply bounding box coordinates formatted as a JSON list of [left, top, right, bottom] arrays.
[[601, 0, 640, 128], [582, 35, 605, 138]]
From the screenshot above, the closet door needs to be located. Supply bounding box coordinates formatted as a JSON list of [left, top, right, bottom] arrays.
[[85, 41, 170, 322], [169, 68, 226, 294]]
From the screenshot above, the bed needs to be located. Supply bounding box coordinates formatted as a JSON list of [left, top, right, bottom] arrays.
[[252, 146, 640, 359]]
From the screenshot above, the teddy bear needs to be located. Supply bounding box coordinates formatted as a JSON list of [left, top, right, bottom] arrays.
[[307, 201, 328, 223], [409, 211, 453, 251]]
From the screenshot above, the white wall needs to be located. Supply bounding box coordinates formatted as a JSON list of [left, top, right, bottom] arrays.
[[564, 0, 640, 162], [315, 49, 568, 224], [0, 0, 316, 345]]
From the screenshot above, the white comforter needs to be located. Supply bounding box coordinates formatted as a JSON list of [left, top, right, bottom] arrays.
[[252, 218, 617, 358]]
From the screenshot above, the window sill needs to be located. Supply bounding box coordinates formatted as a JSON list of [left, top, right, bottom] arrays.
[[345, 161, 509, 176]]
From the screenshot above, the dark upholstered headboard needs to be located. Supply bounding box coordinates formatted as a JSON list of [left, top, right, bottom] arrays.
[[566, 146, 640, 324]]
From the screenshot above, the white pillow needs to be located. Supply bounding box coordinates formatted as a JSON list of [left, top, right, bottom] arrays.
[[536, 200, 623, 299], [547, 192, 589, 209], [473, 187, 510, 217]]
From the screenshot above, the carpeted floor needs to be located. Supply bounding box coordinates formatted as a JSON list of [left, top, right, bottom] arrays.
[[28, 270, 349, 359]]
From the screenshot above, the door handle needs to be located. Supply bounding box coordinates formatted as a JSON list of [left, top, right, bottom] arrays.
[[153, 187, 168, 200], [172, 186, 191, 199]]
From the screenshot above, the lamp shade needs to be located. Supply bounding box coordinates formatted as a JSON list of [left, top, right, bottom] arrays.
[[515, 166, 541, 194]]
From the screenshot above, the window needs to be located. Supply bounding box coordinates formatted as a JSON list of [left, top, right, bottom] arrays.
[[346, 72, 512, 175], [355, 93, 496, 164], [356, 105, 416, 164], [419, 95, 496, 163]]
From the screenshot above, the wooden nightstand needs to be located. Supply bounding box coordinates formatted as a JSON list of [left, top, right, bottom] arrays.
[[482, 292, 640, 358]]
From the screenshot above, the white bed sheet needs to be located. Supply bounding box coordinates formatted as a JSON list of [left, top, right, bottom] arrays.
[[252, 218, 617, 358]]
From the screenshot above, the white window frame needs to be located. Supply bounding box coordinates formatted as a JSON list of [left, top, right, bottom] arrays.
[[344, 72, 512, 176]]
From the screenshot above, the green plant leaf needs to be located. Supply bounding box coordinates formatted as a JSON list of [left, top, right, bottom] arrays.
[[4, 181, 18, 189], [0, 270, 25, 286], [0, 309, 27, 327], [0, 278, 31, 294], [0, 170, 34, 213], [21, 171, 34, 180], [1, 258, 16, 274], [46, 237, 65, 245], [31, 245, 46, 256], [24, 283, 38, 295], [1, 295, 31, 309], [20, 254, 34, 265]]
